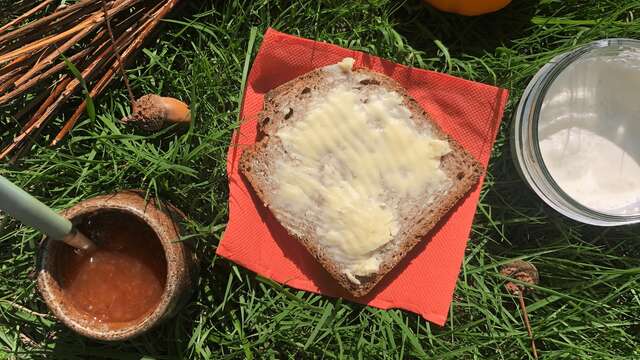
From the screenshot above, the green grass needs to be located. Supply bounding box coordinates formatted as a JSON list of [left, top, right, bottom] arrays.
[[2, 0, 640, 358]]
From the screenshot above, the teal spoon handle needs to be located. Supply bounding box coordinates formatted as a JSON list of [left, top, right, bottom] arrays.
[[0, 175, 72, 240], [0, 175, 95, 251]]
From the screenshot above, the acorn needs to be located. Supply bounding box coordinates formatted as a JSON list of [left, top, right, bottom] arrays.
[[122, 94, 191, 131]]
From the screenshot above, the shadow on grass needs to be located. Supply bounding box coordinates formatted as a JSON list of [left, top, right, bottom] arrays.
[[394, 0, 538, 58]]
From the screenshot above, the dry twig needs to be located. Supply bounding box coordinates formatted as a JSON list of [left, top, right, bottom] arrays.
[[0, 0, 182, 159], [1, 300, 52, 319], [0, 0, 54, 35], [102, 0, 134, 105]]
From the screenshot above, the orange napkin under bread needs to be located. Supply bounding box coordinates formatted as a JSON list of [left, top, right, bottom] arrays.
[[217, 28, 509, 325]]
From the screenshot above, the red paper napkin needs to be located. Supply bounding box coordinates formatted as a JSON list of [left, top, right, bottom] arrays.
[[217, 28, 508, 325]]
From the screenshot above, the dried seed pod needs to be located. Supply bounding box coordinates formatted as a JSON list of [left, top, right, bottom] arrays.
[[500, 259, 539, 295], [501, 260, 540, 359], [122, 94, 191, 131]]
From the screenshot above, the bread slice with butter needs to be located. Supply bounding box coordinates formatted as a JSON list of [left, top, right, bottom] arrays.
[[240, 58, 483, 297]]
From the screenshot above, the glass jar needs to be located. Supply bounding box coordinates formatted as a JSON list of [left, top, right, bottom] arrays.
[[511, 38, 640, 226]]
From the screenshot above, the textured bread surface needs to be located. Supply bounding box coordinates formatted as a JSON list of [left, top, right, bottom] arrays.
[[240, 64, 483, 297]]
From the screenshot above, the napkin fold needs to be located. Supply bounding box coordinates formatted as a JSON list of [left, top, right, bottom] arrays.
[[217, 28, 508, 325]]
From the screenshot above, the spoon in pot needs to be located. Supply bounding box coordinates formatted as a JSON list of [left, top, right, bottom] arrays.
[[0, 175, 97, 252]]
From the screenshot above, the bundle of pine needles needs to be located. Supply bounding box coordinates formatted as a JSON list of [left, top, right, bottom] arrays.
[[0, 0, 181, 160]]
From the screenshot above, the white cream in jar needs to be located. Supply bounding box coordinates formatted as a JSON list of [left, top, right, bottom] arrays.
[[538, 48, 640, 215]]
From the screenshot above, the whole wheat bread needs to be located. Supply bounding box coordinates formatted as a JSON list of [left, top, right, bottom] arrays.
[[240, 61, 483, 297]]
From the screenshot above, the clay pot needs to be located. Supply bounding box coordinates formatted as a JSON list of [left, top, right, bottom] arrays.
[[37, 191, 197, 341]]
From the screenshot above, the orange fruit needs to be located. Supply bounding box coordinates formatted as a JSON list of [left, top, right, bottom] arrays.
[[424, 0, 512, 16]]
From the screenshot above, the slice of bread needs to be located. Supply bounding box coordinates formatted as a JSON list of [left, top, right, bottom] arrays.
[[240, 59, 483, 297]]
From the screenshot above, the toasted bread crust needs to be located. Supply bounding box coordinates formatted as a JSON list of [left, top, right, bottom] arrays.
[[240, 67, 483, 297]]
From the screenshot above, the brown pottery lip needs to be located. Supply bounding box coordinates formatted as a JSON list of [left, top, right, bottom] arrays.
[[37, 191, 196, 341]]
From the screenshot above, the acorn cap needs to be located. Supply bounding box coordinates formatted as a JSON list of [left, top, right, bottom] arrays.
[[122, 94, 167, 131]]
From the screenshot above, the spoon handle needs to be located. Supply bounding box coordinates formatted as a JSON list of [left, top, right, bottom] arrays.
[[0, 175, 72, 240]]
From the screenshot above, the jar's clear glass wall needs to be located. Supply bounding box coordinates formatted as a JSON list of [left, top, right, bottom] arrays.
[[512, 39, 640, 226]]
